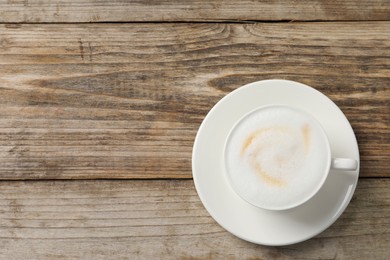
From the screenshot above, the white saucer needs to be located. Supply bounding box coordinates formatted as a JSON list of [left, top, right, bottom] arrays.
[[192, 79, 360, 246]]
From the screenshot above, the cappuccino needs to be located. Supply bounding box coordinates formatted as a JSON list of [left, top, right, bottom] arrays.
[[224, 106, 330, 210]]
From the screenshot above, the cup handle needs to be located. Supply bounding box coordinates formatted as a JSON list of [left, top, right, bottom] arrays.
[[331, 158, 358, 171]]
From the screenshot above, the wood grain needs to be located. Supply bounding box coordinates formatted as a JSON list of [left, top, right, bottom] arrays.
[[0, 179, 388, 259], [0, 23, 389, 179], [0, 0, 390, 23]]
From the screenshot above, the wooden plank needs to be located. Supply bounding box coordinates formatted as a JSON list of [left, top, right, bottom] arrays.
[[0, 23, 389, 179], [0, 0, 390, 23], [0, 179, 388, 259]]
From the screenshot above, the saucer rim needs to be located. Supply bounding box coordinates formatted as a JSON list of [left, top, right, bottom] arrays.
[[192, 79, 360, 246]]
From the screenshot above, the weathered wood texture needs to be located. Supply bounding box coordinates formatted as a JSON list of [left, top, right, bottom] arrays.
[[1, 0, 390, 23], [0, 23, 389, 179], [0, 179, 388, 259]]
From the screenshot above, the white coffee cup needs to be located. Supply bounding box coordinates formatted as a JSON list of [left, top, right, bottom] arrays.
[[223, 105, 358, 211]]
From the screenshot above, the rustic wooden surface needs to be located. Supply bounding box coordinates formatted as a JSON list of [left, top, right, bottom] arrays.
[[0, 23, 389, 180], [0, 179, 388, 259], [0, 0, 389, 259], [1, 0, 390, 22]]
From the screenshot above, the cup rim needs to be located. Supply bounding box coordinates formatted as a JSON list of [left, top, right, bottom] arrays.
[[223, 104, 332, 211]]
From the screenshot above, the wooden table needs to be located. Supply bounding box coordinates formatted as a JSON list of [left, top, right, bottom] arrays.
[[0, 1, 389, 259]]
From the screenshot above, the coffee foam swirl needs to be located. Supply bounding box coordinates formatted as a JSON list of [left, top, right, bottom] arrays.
[[240, 125, 311, 187], [225, 106, 329, 210]]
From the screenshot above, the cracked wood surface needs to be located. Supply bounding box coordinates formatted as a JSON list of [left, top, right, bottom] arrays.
[[0, 179, 389, 259], [0, 23, 389, 179], [0, 0, 390, 22]]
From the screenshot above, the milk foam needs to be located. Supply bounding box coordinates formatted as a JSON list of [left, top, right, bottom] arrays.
[[225, 106, 329, 210]]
